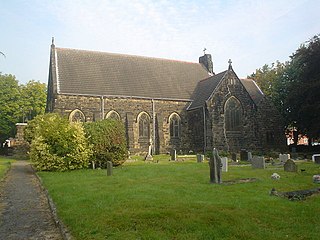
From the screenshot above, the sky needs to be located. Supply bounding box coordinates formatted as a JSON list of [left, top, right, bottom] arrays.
[[0, 0, 319, 84]]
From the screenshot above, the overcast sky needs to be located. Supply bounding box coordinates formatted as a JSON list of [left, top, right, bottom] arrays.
[[0, 0, 319, 84]]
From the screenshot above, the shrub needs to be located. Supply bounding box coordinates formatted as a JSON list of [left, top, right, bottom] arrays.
[[27, 113, 92, 171], [84, 119, 127, 167]]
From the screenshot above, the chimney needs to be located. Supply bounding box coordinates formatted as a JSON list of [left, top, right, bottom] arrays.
[[199, 54, 214, 75]]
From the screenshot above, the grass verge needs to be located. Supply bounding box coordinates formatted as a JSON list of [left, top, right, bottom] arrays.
[[0, 157, 13, 181], [38, 156, 320, 240]]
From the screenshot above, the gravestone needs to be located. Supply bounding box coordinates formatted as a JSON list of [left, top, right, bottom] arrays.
[[279, 154, 290, 164], [312, 154, 320, 164], [209, 148, 222, 184], [107, 161, 113, 176], [91, 161, 95, 170], [145, 141, 153, 161], [221, 157, 228, 172], [251, 156, 265, 169], [248, 152, 252, 162], [284, 159, 297, 172], [231, 153, 237, 162], [197, 154, 204, 163], [170, 149, 177, 161], [240, 149, 249, 161]]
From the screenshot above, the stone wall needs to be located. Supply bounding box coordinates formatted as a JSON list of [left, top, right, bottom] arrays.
[[206, 70, 260, 152], [53, 95, 192, 154]]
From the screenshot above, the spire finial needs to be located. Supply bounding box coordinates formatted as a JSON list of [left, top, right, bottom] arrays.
[[51, 37, 55, 45], [228, 59, 232, 70], [203, 48, 207, 55]]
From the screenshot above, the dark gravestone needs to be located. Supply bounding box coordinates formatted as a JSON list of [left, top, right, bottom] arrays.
[[107, 161, 113, 176], [231, 153, 237, 162], [312, 154, 320, 164], [284, 159, 297, 172], [170, 149, 177, 161], [240, 149, 248, 161], [209, 148, 222, 184]]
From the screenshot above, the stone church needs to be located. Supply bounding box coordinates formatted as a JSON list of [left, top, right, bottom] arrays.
[[46, 40, 284, 155]]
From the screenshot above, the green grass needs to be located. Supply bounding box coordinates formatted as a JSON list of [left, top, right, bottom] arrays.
[[0, 157, 13, 180], [38, 156, 320, 240]]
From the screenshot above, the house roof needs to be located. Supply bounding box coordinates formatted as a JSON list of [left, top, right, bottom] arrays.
[[188, 70, 227, 109], [53, 47, 210, 100], [240, 79, 264, 105]]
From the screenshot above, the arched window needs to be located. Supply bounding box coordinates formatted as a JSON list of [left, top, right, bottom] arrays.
[[138, 112, 150, 139], [225, 97, 242, 131], [169, 113, 181, 138], [69, 109, 85, 123], [105, 110, 121, 121]]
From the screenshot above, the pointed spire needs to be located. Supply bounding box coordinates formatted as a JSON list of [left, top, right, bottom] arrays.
[[51, 37, 55, 46]]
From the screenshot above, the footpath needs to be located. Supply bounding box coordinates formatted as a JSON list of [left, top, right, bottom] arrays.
[[0, 160, 63, 240]]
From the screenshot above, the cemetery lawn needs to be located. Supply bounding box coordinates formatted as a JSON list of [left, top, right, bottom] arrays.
[[38, 156, 320, 240], [0, 157, 13, 180]]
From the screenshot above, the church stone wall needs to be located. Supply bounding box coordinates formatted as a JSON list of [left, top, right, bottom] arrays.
[[53, 94, 192, 155], [206, 71, 259, 152]]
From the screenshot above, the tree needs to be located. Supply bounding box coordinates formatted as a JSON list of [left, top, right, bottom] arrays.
[[0, 73, 47, 145], [19, 80, 47, 122], [284, 35, 320, 140], [250, 34, 320, 142], [0, 74, 21, 144], [84, 119, 127, 167], [27, 113, 92, 171]]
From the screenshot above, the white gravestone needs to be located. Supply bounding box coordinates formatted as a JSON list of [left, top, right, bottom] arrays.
[[221, 157, 228, 172]]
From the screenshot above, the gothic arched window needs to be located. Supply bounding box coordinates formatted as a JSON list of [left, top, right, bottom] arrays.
[[225, 97, 242, 131], [169, 113, 181, 138], [69, 109, 86, 123], [138, 112, 150, 139], [105, 110, 121, 121]]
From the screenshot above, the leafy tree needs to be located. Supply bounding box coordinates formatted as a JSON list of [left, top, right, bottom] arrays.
[[0, 73, 46, 145], [84, 119, 127, 167], [19, 80, 46, 122], [283, 35, 320, 140], [0, 73, 21, 143], [250, 34, 320, 142], [27, 113, 92, 171]]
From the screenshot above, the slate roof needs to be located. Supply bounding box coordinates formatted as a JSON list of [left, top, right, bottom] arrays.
[[240, 79, 264, 105], [54, 47, 210, 100], [188, 71, 227, 110]]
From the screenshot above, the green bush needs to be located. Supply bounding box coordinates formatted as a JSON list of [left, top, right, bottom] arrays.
[[27, 113, 92, 171], [84, 119, 127, 167]]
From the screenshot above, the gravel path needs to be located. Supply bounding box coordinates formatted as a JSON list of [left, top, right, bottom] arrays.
[[0, 160, 63, 240]]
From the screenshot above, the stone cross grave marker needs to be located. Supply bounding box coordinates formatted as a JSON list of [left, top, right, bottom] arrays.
[[284, 159, 297, 172], [221, 157, 228, 172], [209, 148, 222, 184], [145, 141, 153, 161], [252, 156, 265, 169], [197, 154, 204, 163], [170, 149, 177, 161]]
